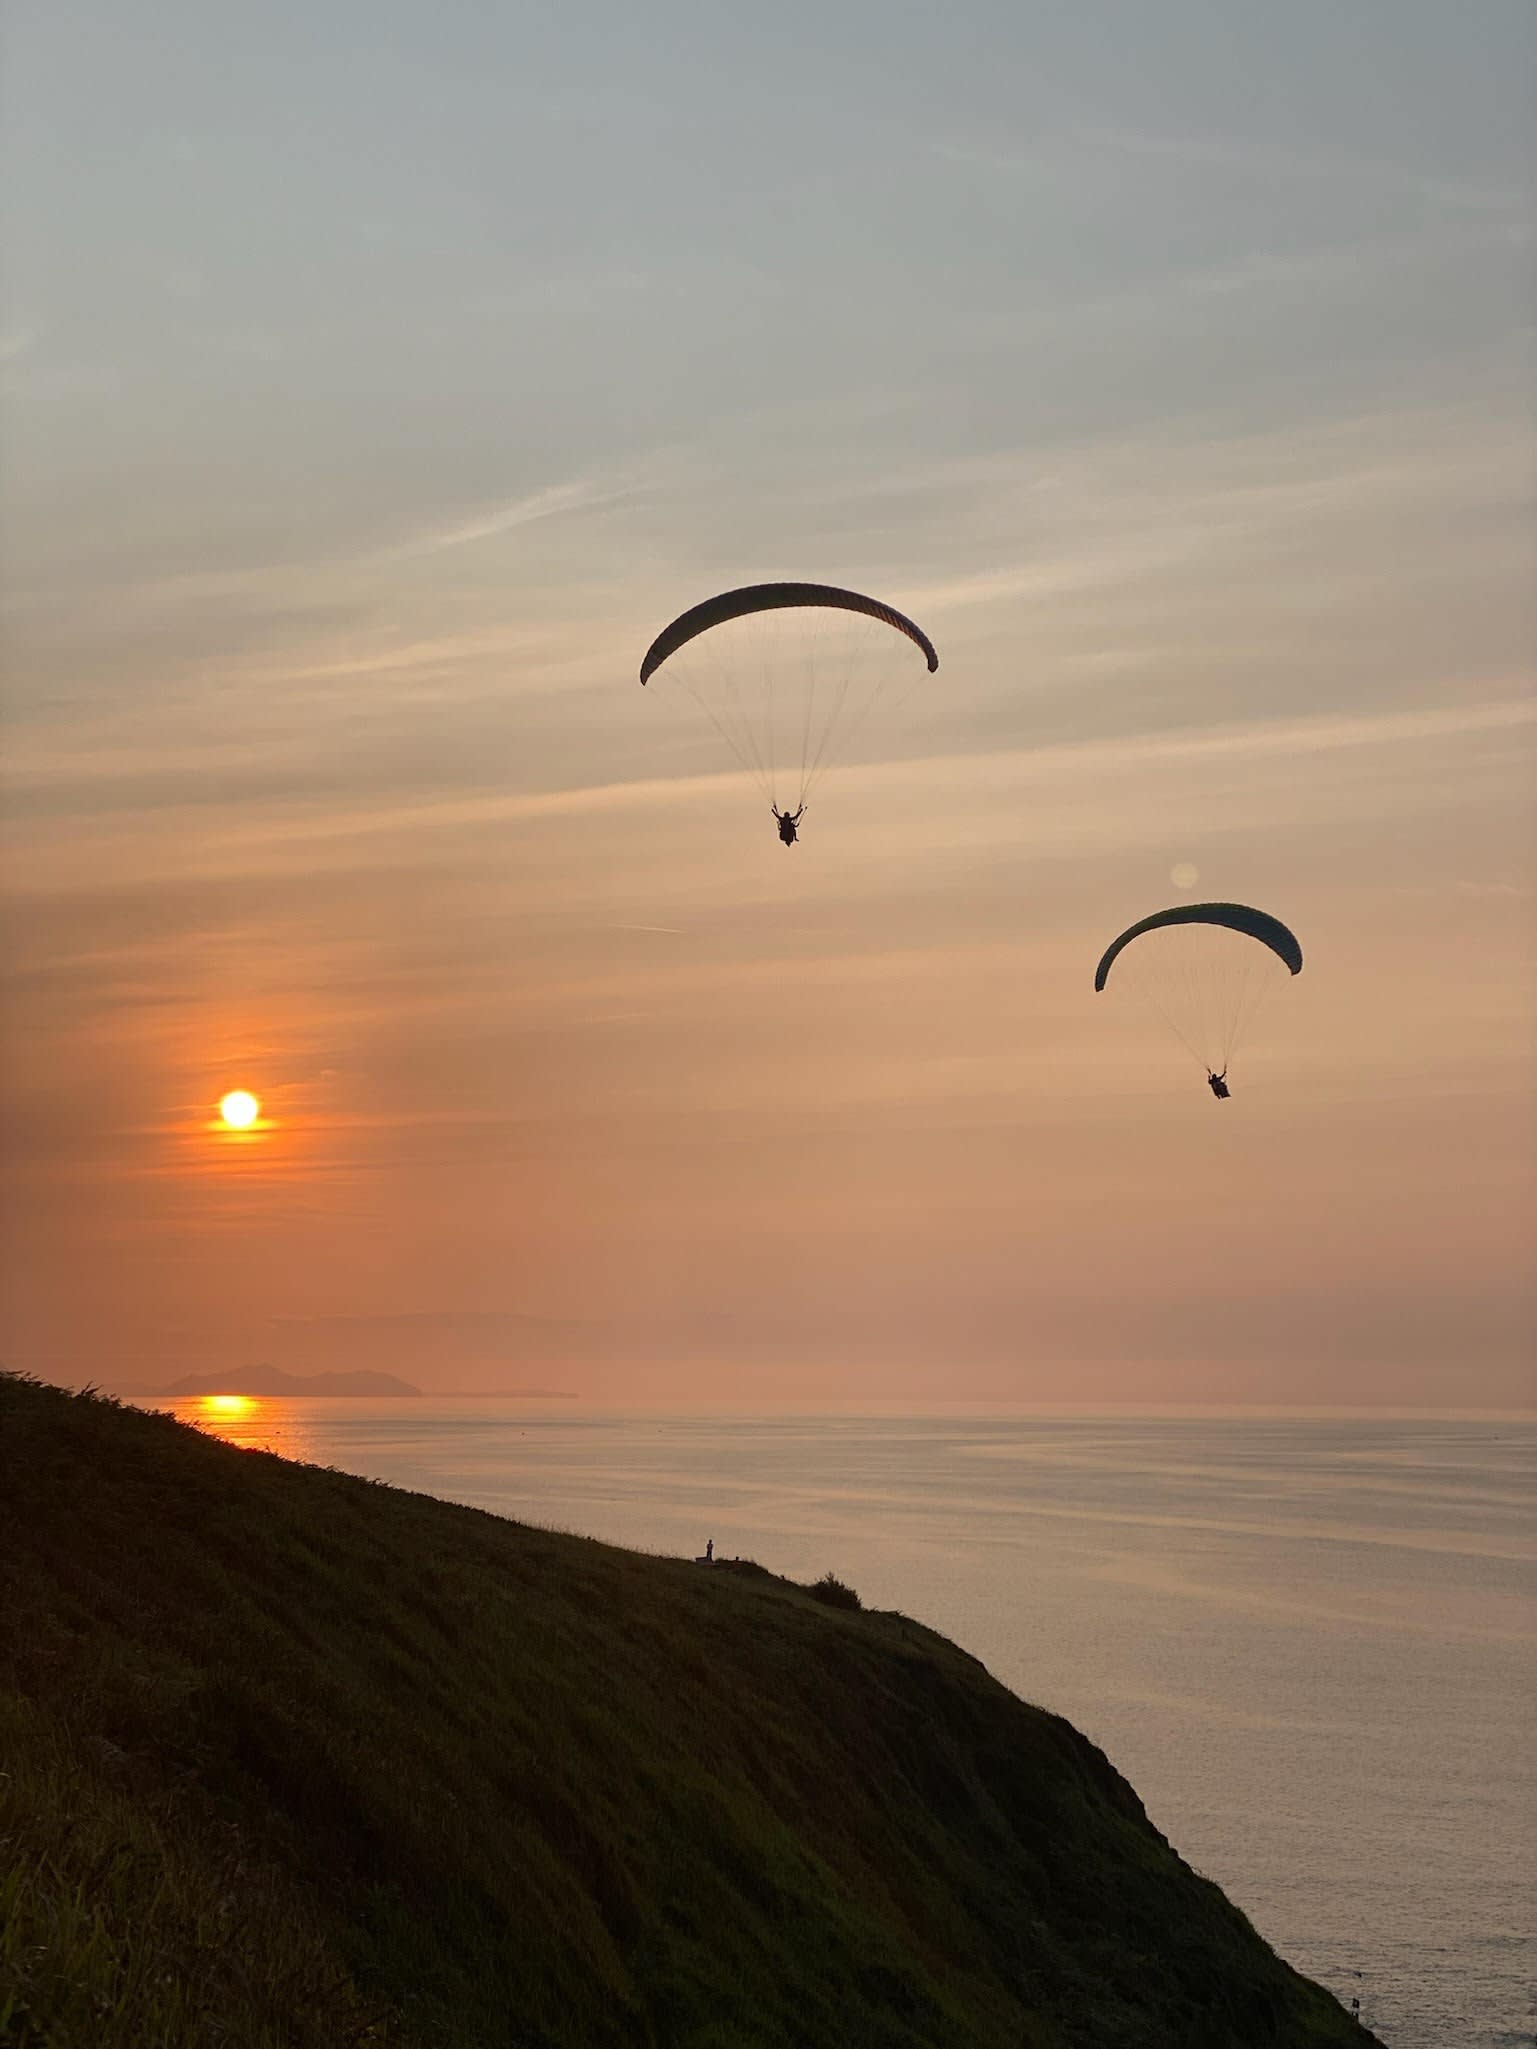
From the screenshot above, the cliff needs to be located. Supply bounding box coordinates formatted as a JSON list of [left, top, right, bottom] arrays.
[[0, 1374, 1379, 2048]]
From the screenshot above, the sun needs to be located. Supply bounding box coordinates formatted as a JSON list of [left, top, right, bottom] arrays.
[[219, 1090, 261, 1130]]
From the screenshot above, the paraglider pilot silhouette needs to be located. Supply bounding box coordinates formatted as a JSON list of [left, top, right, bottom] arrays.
[[772, 803, 804, 846], [1207, 1069, 1231, 1101]]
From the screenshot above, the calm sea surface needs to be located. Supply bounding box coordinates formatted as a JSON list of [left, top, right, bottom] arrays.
[[153, 1399, 1536, 2049]]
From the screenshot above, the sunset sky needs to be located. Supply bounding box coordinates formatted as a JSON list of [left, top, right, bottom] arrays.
[[3, 2, 1532, 1405]]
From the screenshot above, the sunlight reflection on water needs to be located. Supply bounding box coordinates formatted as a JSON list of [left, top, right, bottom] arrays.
[[173, 1392, 324, 1464]]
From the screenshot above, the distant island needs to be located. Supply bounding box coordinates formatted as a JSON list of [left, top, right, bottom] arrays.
[[152, 1366, 422, 1398]]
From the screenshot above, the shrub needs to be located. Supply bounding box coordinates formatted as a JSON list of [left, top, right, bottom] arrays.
[[807, 1573, 861, 1612]]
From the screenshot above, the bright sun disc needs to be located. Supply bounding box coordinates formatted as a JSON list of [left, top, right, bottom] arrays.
[[220, 1090, 260, 1129]]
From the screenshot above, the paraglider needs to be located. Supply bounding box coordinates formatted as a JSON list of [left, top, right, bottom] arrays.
[[1094, 903, 1303, 1097], [639, 582, 938, 844]]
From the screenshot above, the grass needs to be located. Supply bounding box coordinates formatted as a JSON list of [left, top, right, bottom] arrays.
[[0, 1373, 1381, 2048]]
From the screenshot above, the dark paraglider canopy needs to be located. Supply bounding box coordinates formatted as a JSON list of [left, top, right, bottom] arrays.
[[1093, 903, 1303, 992], [639, 582, 939, 687]]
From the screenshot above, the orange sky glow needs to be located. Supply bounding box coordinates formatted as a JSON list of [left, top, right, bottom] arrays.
[[2, 8, 1532, 1409]]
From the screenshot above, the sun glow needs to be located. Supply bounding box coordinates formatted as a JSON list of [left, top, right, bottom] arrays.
[[200, 1393, 256, 1417], [219, 1090, 260, 1129]]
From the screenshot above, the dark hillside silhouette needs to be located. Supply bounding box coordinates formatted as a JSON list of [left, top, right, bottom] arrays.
[[0, 1374, 1381, 2049]]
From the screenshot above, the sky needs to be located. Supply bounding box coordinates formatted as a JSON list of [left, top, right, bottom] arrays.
[[2, 1, 1532, 1406]]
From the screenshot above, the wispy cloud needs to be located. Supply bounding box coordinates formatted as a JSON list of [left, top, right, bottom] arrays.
[[1076, 121, 1527, 220], [9, 694, 1526, 899], [0, 324, 44, 369], [383, 476, 646, 561], [3, 467, 649, 630], [934, 122, 1526, 223]]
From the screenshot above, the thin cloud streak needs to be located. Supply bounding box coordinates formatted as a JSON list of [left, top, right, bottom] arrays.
[[6, 695, 1529, 922], [1076, 121, 1529, 219], [383, 476, 648, 560]]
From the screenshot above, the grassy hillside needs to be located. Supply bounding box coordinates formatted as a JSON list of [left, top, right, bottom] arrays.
[[0, 1374, 1379, 2049]]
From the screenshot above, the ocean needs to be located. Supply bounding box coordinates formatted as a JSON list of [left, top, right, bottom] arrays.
[[153, 1398, 1536, 2048]]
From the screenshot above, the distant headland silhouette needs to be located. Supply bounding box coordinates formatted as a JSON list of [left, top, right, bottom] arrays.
[[149, 1366, 423, 1398]]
